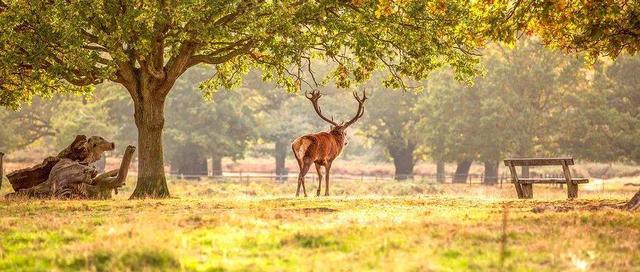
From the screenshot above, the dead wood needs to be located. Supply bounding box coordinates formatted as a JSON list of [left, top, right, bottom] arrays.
[[6, 135, 114, 191]]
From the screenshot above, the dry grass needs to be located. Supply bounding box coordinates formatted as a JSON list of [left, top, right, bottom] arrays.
[[1, 177, 639, 271]]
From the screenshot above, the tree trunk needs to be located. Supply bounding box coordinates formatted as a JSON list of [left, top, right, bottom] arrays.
[[130, 98, 170, 199], [390, 145, 415, 180], [436, 160, 445, 183], [275, 140, 288, 182], [452, 159, 472, 183], [483, 160, 499, 185], [211, 154, 223, 177]]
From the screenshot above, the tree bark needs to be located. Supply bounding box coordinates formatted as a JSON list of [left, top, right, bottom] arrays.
[[436, 160, 445, 183], [452, 159, 472, 183], [483, 160, 499, 185], [389, 145, 415, 180], [130, 98, 170, 199], [211, 154, 223, 177], [275, 140, 288, 182]]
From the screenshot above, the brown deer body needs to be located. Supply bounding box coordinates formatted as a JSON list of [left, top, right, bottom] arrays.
[[292, 90, 367, 197]]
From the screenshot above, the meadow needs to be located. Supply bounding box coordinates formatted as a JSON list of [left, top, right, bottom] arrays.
[[1, 178, 639, 271]]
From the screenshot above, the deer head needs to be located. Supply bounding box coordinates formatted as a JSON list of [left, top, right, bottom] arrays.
[[305, 89, 367, 139]]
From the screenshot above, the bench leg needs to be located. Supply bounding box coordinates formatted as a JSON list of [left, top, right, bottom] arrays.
[[521, 184, 533, 199], [514, 183, 524, 198], [567, 183, 578, 199]]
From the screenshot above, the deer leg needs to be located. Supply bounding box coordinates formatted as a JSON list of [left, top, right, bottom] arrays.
[[325, 162, 332, 196], [315, 163, 323, 196], [295, 157, 303, 197], [298, 161, 312, 197], [295, 162, 304, 197]]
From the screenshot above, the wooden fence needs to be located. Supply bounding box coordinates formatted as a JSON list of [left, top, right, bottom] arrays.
[[165, 170, 577, 187]]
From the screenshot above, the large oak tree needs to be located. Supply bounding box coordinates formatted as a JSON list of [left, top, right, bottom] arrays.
[[0, 0, 499, 198]]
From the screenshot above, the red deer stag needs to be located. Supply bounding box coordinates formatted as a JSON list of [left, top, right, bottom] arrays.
[[292, 90, 367, 197]]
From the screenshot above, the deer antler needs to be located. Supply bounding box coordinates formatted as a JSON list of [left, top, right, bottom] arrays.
[[305, 90, 340, 126], [342, 90, 367, 128]]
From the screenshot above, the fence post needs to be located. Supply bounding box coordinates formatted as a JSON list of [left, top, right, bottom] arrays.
[[0, 152, 4, 191]]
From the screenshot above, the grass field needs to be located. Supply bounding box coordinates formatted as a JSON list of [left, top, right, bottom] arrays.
[[1, 178, 639, 271]]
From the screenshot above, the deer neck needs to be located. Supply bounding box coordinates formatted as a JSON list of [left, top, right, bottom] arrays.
[[329, 130, 345, 148]]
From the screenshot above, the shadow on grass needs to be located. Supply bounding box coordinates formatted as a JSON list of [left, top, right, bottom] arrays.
[[65, 249, 179, 271]]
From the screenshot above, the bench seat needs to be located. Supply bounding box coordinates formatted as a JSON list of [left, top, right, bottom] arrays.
[[512, 178, 589, 184]]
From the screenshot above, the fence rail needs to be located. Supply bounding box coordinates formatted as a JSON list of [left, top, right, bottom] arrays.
[[164, 171, 582, 188]]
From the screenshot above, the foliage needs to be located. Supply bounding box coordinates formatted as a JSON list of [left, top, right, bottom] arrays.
[[0, 0, 495, 106], [49, 96, 116, 151], [360, 85, 423, 175], [0, 98, 58, 152], [165, 68, 260, 164], [417, 38, 588, 163], [559, 55, 640, 162], [522, 0, 640, 59]]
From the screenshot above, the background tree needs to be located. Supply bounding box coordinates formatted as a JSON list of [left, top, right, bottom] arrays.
[[417, 38, 587, 183], [165, 68, 259, 177], [417, 72, 480, 183], [511, 0, 640, 208], [560, 55, 640, 163], [0, 98, 58, 152], [1, 0, 495, 198], [361, 87, 423, 180], [256, 90, 313, 181]]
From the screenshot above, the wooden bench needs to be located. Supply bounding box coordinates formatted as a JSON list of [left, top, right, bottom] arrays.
[[504, 158, 589, 199]]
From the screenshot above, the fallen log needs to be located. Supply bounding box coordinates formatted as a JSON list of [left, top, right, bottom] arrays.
[[7, 145, 136, 200], [6, 135, 114, 191]]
